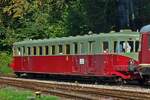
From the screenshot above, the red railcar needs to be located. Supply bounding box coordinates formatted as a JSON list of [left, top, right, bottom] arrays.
[[10, 31, 141, 82]]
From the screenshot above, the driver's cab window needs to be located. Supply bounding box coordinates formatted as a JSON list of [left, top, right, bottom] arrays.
[[114, 41, 133, 53], [122, 41, 133, 53], [127, 41, 134, 52]]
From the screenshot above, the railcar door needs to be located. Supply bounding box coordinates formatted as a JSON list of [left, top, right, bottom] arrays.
[[72, 55, 87, 74], [22, 47, 32, 72], [87, 55, 97, 74], [20, 47, 25, 71], [89, 54, 107, 75]]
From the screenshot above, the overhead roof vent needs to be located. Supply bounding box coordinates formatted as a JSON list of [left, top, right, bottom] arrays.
[[110, 31, 115, 33], [120, 29, 132, 32]]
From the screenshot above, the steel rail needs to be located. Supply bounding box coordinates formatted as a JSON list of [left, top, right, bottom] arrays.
[[0, 77, 107, 100], [0, 77, 150, 100]]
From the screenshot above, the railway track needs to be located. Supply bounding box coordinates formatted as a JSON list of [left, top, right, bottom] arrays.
[[0, 77, 150, 100]]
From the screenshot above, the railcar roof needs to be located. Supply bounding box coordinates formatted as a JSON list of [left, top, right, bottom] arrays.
[[14, 30, 139, 46]]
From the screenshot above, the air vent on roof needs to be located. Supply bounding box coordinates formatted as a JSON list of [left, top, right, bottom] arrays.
[[120, 29, 132, 32], [110, 31, 115, 33]]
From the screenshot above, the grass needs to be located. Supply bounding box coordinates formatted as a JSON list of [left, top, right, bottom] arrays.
[[0, 52, 59, 100], [0, 52, 12, 74], [0, 86, 59, 100]]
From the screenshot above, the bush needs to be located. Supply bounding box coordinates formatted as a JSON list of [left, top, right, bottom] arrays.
[[0, 52, 12, 74]]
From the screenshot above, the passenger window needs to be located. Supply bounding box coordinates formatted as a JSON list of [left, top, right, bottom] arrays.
[[33, 46, 37, 55], [74, 43, 78, 54], [103, 41, 109, 52], [135, 41, 139, 52], [114, 41, 117, 52], [59, 45, 63, 54], [27, 47, 31, 55], [127, 41, 133, 52], [39, 46, 43, 55], [66, 44, 70, 54], [22, 46, 25, 55], [52, 45, 55, 55], [45, 46, 49, 55], [88, 41, 95, 53], [115, 41, 124, 53]]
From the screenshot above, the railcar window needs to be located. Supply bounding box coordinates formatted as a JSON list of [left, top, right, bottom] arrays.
[[58, 45, 63, 54], [103, 41, 109, 52], [74, 43, 78, 54], [127, 41, 133, 52], [120, 41, 133, 53], [115, 41, 124, 53], [114, 41, 117, 52], [22, 46, 25, 55], [66, 44, 70, 54], [39, 46, 43, 55], [52, 45, 55, 55], [88, 41, 95, 53], [33, 46, 36, 55], [45, 46, 49, 55], [135, 41, 139, 52], [27, 47, 31, 55], [119, 41, 125, 52]]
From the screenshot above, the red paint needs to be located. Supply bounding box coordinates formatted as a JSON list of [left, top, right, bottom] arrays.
[[10, 54, 139, 79], [139, 32, 150, 64]]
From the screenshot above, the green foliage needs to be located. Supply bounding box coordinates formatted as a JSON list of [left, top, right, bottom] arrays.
[[0, 0, 68, 51], [3, 0, 30, 18], [139, 0, 150, 23], [0, 87, 59, 100], [0, 0, 150, 52], [64, 0, 88, 36], [0, 52, 12, 74]]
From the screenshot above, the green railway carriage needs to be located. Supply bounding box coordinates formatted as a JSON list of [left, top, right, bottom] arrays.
[[13, 30, 140, 60]]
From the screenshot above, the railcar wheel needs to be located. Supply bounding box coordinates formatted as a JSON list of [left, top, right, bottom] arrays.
[[26, 73, 35, 78], [138, 79, 145, 86], [115, 77, 126, 85], [15, 72, 21, 77], [138, 76, 149, 86]]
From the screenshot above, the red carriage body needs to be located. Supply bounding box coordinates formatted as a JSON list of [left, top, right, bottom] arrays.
[[10, 54, 139, 80]]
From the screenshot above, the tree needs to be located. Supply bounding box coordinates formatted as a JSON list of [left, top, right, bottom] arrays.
[[0, 0, 150, 52]]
